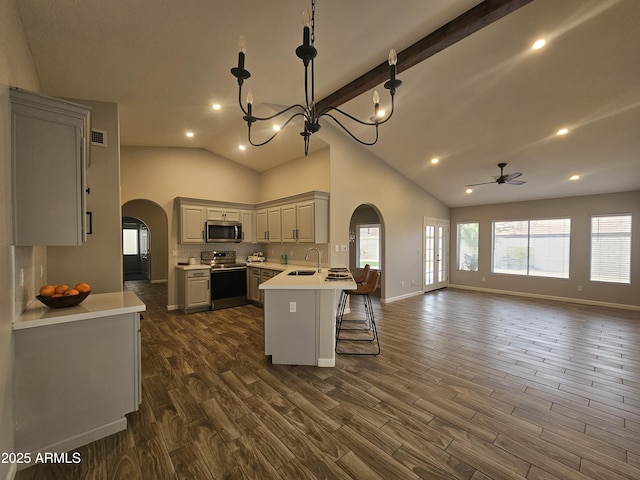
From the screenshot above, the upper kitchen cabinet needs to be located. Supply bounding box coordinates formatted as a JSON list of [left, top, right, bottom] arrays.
[[206, 208, 240, 222], [11, 88, 91, 246], [179, 204, 205, 244], [258, 192, 329, 244]]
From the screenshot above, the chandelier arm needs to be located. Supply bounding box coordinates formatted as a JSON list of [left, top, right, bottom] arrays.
[[317, 94, 396, 126], [322, 113, 380, 146], [247, 112, 309, 147]]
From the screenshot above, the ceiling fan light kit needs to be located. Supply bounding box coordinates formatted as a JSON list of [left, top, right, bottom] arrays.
[[466, 162, 526, 187], [230, 0, 402, 156]]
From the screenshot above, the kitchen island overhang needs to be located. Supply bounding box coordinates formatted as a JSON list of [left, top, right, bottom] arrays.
[[259, 268, 356, 367]]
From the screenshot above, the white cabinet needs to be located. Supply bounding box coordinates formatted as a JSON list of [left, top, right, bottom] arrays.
[[248, 266, 279, 305], [241, 210, 255, 243], [256, 207, 282, 243], [11, 88, 91, 246], [180, 205, 205, 244], [281, 200, 320, 243], [206, 208, 240, 221], [13, 294, 143, 458], [177, 267, 211, 313]]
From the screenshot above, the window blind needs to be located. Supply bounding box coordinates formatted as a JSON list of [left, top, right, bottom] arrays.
[[590, 215, 632, 284]]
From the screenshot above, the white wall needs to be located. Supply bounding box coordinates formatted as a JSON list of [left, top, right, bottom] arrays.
[[47, 100, 123, 294], [0, 0, 40, 477], [321, 125, 450, 301], [450, 191, 640, 308]]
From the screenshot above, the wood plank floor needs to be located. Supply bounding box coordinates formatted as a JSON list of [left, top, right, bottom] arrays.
[[17, 282, 640, 479]]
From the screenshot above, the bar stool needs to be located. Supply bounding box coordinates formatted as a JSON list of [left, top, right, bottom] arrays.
[[336, 264, 369, 324], [336, 270, 380, 355]]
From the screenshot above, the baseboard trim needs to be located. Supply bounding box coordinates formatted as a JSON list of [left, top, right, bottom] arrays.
[[317, 358, 335, 367], [4, 462, 16, 480], [167, 304, 178, 311], [448, 284, 640, 311], [381, 290, 424, 304], [16, 418, 127, 471], [150, 279, 168, 284]]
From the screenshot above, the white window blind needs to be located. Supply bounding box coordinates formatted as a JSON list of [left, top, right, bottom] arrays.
[[590, 215, 631, 284], [492, 218, 571, 278]]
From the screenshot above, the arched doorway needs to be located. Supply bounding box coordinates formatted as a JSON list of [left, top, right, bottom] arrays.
[[122, 217, 150, 281], [348, 204, 385, 297], [122, 199, 169, 283]]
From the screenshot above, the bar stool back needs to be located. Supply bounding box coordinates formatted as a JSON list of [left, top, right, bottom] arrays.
[[336, 269, 380, 355]]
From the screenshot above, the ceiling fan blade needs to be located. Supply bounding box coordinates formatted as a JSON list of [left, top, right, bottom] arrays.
[[504, 171, 522, 182], [506, 180, 526, 185], [465, 181, 496, 186]]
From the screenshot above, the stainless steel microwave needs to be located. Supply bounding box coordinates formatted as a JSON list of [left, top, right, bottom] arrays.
[[205, 221, 242, 243]]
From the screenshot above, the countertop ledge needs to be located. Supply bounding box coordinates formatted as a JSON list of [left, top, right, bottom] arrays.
[[14, 291, 146, 330], [259, 266, 356, 290]]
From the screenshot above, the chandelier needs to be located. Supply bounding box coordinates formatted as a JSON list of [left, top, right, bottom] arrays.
[[230, 0, 402, 156]]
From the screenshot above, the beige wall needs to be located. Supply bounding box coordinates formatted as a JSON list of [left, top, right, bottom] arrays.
[[450, 191, 640, 308], [259, 147, 330, 202], [320, 124, 451, 301], [0, 0, 40, 477], [47, 99, 123, 294]]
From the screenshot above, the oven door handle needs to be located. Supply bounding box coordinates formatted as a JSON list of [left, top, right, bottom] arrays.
[[210, 267, 248, 273]]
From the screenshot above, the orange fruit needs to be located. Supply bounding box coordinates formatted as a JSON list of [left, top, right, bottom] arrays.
[[51, 293, 64, 298], [39, 285, 55, 297], [64, 288, 79, 296], [55, 284, 69, 294], [74, 282, 91, 293]]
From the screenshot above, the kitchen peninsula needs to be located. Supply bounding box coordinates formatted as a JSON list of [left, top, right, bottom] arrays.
[[260, 268, 355, 367]]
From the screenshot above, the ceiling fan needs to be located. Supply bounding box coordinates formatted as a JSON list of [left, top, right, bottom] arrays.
[[466, 162, 526, 187]]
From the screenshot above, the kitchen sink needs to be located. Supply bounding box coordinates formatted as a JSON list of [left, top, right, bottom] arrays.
[[287, 270, 316, 276]]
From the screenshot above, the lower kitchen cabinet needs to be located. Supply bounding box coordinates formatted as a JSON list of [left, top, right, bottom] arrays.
[[248, 266, 280, 305], [13, 292, 145, 464], [177, 267, 211, 313]]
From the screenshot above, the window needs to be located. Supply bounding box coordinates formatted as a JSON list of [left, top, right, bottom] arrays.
[[357, 224, 380, 268], [590, 214, 631, 284], [492, 218, 571, 278], [122, 228, 139, 255], [457, 222, 479, 271]]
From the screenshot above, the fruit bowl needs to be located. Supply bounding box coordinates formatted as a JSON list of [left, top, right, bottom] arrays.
[[36, 291, 91, 308]]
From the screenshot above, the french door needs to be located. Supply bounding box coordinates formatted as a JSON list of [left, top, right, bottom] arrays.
[[424, 218, 449, 292]]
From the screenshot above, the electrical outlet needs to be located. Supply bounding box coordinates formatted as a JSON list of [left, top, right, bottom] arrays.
[[577, 285, 583, 292], [289, 302, 296, 313]]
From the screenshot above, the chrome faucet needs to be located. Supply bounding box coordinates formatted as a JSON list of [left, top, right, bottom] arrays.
[[305, 247, 322, 272]]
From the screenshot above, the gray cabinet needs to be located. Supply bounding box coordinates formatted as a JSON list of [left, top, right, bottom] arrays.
[[11, 88, 91, 246], [180, 205, 205, 244], [177, 267, 211, 313], [14, 310, 141, 457], [248, 267, 279, 305]]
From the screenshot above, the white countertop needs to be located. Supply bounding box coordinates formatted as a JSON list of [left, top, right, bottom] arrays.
[[14, 291, 146, 330], [259, 267, 356, 291], [247, 261, 288, 271], [175, 263, 212, 270]]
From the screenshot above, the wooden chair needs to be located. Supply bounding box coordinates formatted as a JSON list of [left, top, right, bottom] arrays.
[[336, 269, 380, 355]]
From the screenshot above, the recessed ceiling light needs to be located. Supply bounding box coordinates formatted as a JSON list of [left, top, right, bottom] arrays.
[[238, 145, 246, 151], [569, 175, 580, 181], [431, 158, 439, 165], [465, 188, 473, 194], [532, 39, 546, 50], [556, 128, 569, 136], [212, 103, 221, 110], [272, 125, 281, 132], [185, 131, 194, 138]]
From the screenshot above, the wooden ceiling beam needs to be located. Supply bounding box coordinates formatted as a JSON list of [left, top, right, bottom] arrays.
[[315, 0, 534, 112]]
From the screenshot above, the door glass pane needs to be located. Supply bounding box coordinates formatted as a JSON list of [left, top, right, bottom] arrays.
[[437, 225, 446, 283], [425, 225, 435, 285], [123, 228, 139, 255]]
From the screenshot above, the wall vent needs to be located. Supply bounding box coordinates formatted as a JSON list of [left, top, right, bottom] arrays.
[[91, 129, 107, 147]]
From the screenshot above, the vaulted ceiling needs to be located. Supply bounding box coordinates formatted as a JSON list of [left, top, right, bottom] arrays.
[[16, 0, 640, 207]]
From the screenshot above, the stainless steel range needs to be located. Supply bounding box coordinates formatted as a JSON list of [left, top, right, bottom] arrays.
[[201, 251, 248, 310]]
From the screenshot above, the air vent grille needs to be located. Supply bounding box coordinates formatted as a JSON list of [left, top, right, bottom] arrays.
[[91, 129, 107, 147]]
